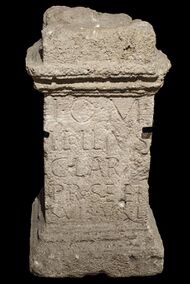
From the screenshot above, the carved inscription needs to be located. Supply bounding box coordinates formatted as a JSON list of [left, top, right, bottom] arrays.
[[71, 99, 95, 122], [45, 97, 150, 224], [51, 156, 120, 177], [48, 127, 126, 153]]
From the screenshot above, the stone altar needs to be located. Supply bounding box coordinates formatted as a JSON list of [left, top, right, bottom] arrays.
[[26, 6, 171, 277]]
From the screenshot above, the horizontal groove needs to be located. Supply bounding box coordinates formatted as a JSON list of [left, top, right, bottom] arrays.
[[34, 75, 158, 85]]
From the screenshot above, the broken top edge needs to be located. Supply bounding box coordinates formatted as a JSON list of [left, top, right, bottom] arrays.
[[26, 6, 171, 85], [43, 6, 132, 29]]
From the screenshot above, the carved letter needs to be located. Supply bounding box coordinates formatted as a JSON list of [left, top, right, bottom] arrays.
[[51, 158, 68, 177], [63, 130, 71, 150], [107, 157, 120, 177], [88, 157, 106, 177]]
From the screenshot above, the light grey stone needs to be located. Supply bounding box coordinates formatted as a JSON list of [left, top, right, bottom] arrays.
[[26, 6, 171, 278]]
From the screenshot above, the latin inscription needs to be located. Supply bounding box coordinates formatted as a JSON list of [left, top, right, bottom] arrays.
[[51, 156, 120, 177], [45, 97, 150, 224], [48, 127, 125, 153], [50, 182, 144, 223]]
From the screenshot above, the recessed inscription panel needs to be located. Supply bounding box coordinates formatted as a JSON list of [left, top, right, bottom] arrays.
[[44, 96, 152, 225]]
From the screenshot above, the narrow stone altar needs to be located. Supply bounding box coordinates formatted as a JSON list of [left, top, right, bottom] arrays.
[[26, 6, 171, 277]]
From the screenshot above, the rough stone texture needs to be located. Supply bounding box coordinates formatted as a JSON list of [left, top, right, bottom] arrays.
[[26, 6, 171, 278]]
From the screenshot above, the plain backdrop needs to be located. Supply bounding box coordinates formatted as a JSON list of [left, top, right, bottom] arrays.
[[4, 0, 185, 283]]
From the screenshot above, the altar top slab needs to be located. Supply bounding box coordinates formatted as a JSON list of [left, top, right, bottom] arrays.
[[26, 6, 170, 81]]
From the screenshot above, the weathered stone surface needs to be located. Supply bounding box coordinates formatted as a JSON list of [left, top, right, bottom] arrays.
[[26, 6, 171, 278]]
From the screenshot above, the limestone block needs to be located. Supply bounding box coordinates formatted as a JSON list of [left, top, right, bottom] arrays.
[[26, 6, 171, 278]]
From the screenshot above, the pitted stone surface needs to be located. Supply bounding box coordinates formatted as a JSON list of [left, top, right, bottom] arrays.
[[42, 6, 155, 64], [26, 6, 171, 278]]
